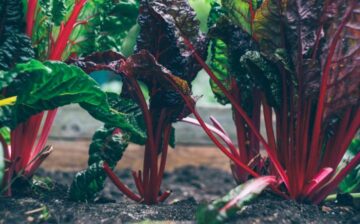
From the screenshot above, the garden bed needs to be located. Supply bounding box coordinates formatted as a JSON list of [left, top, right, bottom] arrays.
[[1, 166, 358, 223]]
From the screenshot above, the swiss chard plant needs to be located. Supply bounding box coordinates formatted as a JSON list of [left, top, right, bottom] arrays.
[[0, 0, 143, 196], [176, 0, 359, 204], [68, 0, 208, 204]]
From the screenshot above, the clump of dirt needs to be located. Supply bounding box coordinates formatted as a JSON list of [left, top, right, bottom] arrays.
[[0, 166, 358, 223]]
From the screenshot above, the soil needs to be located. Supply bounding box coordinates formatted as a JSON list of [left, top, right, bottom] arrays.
[[0, 166, 359, 224]]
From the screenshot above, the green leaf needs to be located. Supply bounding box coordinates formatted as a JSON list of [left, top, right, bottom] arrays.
[[0, 127, 10, 144], [208, 15, 258, 112], [39, 0, 68, 26], [252, 0, 284, 56], [339, 139, 360, 193], [196, 176, 276, 224], [69, 92, 147, 201], [207, 2, 230, 105], [68, 0, 139, 56], [240, 51, 282, 109], [69, 126, 128, 201], [0, 0, 34, 70], [207, 1, 226, 29], [0, 0, 25, 34], [32, 0, 138, 59], [209, 39, 230, 105], [106, 92, 146, 145], [3, 59, 146, 143], [222, 0, 263, 34], [189, 0, 215, 32], [52, 0, 67, 25]]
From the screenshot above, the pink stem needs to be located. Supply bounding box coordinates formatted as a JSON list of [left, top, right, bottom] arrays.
[[49, 0, 88, 60], [209, 116, 230, 137], [312, 152, 360, 204], [26, 0, 38, 37], [306, 3, 356, 178], [103, 162, 142, 202], [182, 38, 289, 189], [182, 117, 238, 157]]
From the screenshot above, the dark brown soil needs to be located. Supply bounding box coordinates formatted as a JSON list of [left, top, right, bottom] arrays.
[[0, 166, 359, 223]]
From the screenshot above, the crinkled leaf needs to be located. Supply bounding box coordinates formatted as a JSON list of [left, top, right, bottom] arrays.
[[221, 0, 263, 34], [136, 0, 207, 83], [339, 139, 360, 193], [1, 60, 50, 95], [208, 17, 258, 112], [208, 39, 230, 105], [207, 1, 226, 28], [69, 126, 128, 201], [68, 0, 139, 56], [91, 0, 139, 54], [32, 0, 137, 59], [66, 50, 125, 74], [3, 60, 146, 143], [106, 92, 146, 145], [240, 51, 282, 109], [323, 2, 360, 119], [285, 0, 322, 60], [0, 0, 34, 70], [252, 0, 285, 56], [67, 50, 192, 122], [51, 0, 67, 25], [196, 176, 276, 224], [207, 2, 230, 105], [68, 51, 180, 146], [121, 50, 193, 122], [38, 0, 67, 26], [69, 91, 146, 201], [0, 0, 25, 34]]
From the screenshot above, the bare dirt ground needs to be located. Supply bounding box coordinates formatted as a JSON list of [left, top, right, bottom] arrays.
[[1, 140, 358, 223], [42, 140, 232, 173]]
